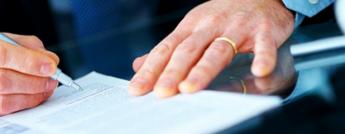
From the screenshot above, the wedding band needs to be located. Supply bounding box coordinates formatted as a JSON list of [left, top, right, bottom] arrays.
[[215, 37, 238, 54]]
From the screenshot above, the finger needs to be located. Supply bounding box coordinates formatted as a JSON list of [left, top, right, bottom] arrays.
[[0, 69, 58, 94], [153, 29, 218, 98], [0, 40, 57, 77], [128, 28, 191, 96], [179, 37, 237, 93], [0, 91, 53, 115], [178, 18, 249, 93], [4, 33, 59, 64], [132, 54, 148, 73], [251, 32, 277, 77], [37, 50, 60, 65], [128, 11, 199, 96]]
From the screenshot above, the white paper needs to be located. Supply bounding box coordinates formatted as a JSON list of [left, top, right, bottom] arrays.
[[0, 72, 281, 134]]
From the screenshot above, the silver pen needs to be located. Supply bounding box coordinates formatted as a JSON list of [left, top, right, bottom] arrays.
[[0, 33, 83, 90]]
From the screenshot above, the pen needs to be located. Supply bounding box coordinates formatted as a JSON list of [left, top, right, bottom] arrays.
[[0, 33, 83, 90]]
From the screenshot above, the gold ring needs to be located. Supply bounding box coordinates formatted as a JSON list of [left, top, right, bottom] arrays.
[[215, 37, 238, 54]]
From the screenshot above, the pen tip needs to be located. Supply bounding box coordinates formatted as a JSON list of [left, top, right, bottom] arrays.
[[71, 83, 83, 91]]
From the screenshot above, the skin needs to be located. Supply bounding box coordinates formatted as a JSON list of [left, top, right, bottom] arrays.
[[129, 0, 295, 98], [0, 33, 59, 115]]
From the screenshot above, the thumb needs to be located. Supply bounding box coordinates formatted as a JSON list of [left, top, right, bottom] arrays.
[[0, 39, 57, 77]]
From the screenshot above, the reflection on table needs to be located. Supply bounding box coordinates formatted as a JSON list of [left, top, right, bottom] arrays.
[[208, 44, 296, 96]]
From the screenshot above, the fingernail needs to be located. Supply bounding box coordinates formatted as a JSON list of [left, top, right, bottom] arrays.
[[179, 81, 198, 93], [129, 76, 148, 96], [40, 63, 54, 75], [154, 87, 177, 98], [154, 79, 177, 98], [46, 79, 58, 91], [252, 61, 268, 77]]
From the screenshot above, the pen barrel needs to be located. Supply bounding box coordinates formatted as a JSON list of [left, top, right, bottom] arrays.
[[0, 33, 19, 46], [51, 69, 73, 86]]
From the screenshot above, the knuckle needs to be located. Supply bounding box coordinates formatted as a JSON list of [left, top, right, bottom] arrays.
[[151, 33, 182, 56], [139, 68, 155, 79], [151, 34, 180, 55], [232, 12, 247, 20], [256, 49, 273, 58], [229, 15, 248, 29], [211, 43, 230, 54], [205, 14, 226, 25], [176, 43, 198, 54], [151, 42, 172, 56], [266, 42, 277, 50], [193, 65, 211, 77], [27, 35, 43, 45], [0, 44, 8, 67], [165, 34, 180, 44], [164, 68, 181, 76], [255, 45, 276, 56], [203, 56, 219, 67], [259, 18, 273, 30], [263, 51, 276, 59]]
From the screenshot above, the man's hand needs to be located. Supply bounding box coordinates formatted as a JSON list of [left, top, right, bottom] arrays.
[[0, 33, 59, 115], [129, 0, 294, 98]]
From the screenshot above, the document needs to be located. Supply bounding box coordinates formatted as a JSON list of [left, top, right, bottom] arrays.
[[0, 72, 281, 134]]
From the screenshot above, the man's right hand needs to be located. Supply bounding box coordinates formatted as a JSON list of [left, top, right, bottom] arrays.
[[129, 0, 294, 98], [0, 33, 59, 115]]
